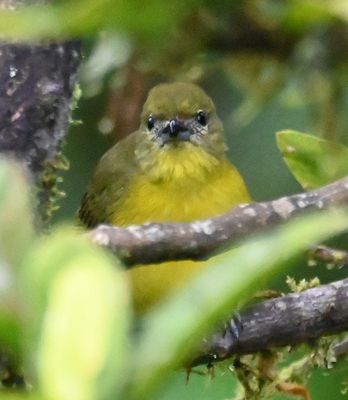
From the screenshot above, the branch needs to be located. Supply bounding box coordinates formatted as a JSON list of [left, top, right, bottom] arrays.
[[89, 176, 348, 266], [332, 337, 348, 359], [309, 245, 348, 268], [0, 38, 81, 177], [191, 278, 348, 366], [0, 0, 81, 219]]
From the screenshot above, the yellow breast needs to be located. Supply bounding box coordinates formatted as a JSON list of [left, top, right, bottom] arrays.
[[111, 145, 251, 313], [110, 145, 250, 225]]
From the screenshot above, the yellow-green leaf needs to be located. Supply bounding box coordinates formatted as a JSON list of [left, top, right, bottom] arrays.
[[0, 159, 34, 268], [0, 160, 35, 362], [276, 130, 348, 189], [20, 227, 131, 400]]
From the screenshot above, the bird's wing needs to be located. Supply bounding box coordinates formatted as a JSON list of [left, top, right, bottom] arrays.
[[78, 131, 138, 228]]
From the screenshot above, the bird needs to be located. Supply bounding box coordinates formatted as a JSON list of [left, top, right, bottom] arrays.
[[79, 82, 251, 314]]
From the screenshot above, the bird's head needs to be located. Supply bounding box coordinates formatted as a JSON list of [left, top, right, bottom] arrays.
[[138, 82, 227, 156], [135, 82, 228, 181]]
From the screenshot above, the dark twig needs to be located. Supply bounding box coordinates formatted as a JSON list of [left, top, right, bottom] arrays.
[[191, 278, 348, 366], [332, 337, 348, 359], [89, 176, 348, 266], [308, 245, 348, 268]]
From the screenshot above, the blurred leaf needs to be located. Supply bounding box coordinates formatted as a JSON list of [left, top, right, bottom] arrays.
[[127, 210, 348, 400], [224, 55, 285, 126], [0, 158, 34, 268], [276, 130, 348, 189], [0, 311, 22, 364], [0, 396, 42, 400], [20, 227, 131, 400], [0, 160, 35, 362], [0, 0, 194, 42], [80, 31, 131, 96], [315, 0, 348, 24], [255, 0, 334, 31]]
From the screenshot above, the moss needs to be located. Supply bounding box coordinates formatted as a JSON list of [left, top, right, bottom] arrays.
[[37, 151, 70, 226]]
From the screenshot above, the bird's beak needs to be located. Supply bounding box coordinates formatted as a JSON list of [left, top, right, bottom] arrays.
[[160, 119, 192, 144]]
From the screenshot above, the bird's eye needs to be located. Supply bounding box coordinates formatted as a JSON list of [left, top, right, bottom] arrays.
[[195, 110, 207, 126], [147, 115, 155, 130]]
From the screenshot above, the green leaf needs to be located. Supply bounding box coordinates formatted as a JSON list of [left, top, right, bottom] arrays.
[[20, 227, 131, 400], [0, 395, 42, 400], [127, 210, 348, 400], [0, 311, 22, 364], [276, 130, 348, 190], [0, 0, 194, 42], [0, 159, 34, 268], [0, 159, 35, 363]]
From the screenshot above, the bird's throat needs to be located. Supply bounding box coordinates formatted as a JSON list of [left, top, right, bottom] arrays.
[[144, 142, 220, 183]]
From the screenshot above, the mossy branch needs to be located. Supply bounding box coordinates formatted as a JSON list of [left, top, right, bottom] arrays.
[[191, 278, 348, 366], [0, 0, 81, 221]]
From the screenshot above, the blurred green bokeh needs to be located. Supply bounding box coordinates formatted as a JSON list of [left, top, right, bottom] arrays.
[[1, 0, 348, 399]]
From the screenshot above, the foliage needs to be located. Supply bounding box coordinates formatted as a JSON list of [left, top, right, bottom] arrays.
[[277, 131, 348, 190], [0, 158, 347, 400], [1, 1, 348, 399]]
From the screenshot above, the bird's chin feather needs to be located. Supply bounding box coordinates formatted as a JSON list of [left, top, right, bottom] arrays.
[[140, 142, 220, 182]]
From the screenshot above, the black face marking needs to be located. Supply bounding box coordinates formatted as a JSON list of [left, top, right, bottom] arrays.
[[144, 112, 211, 148], [160, 119, 192, 144], [162, 119, 185, 137], [195, 110, 207, 126], [147, 115, 155, 130]]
